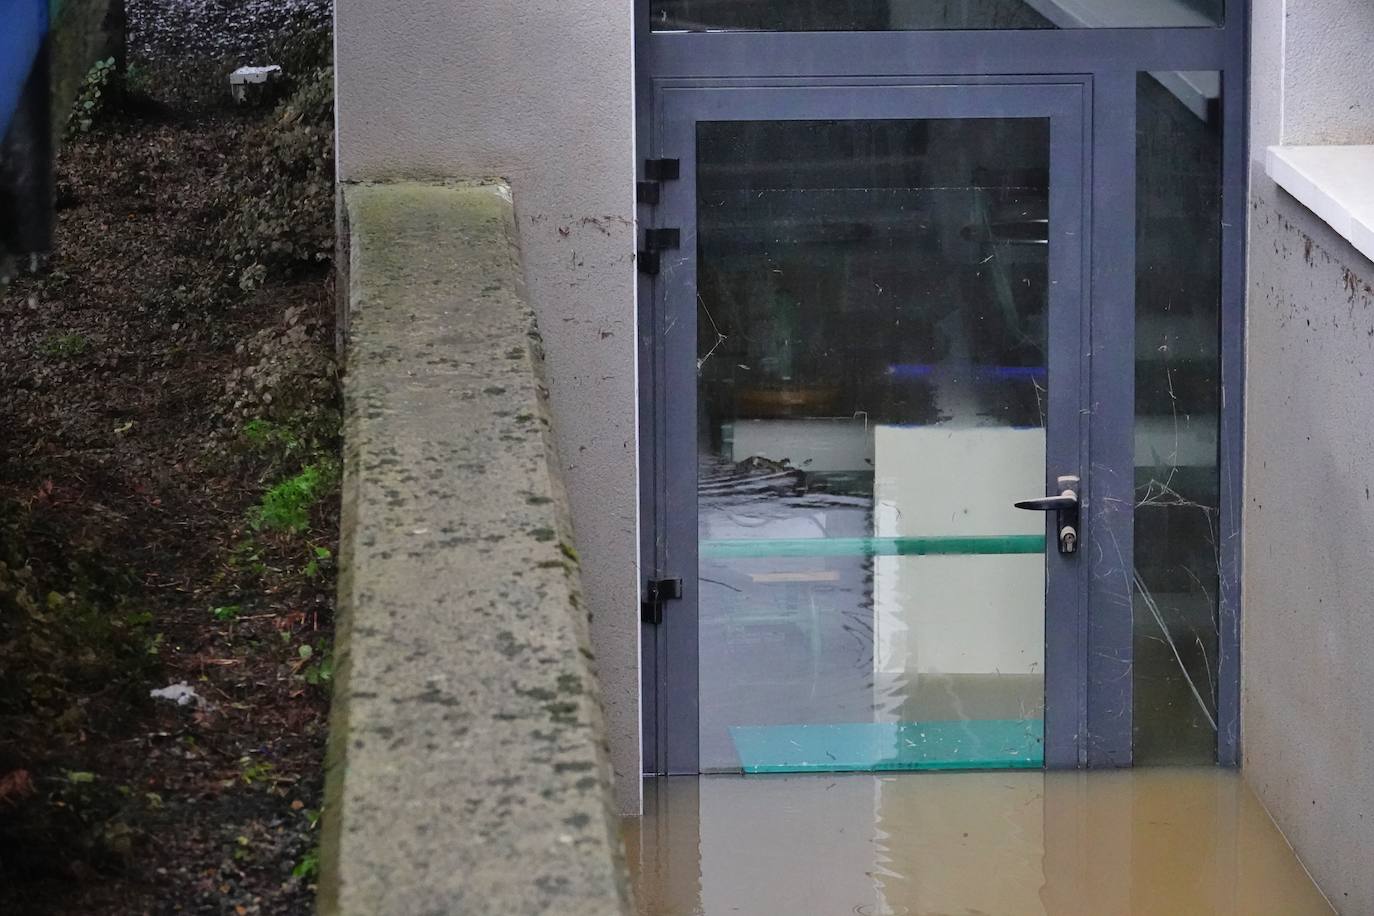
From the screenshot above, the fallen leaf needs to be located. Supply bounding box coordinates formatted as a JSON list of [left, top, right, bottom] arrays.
[[0, 770, 35, 806]]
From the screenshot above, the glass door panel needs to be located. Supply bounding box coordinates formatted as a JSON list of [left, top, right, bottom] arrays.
[[693, 116, 1054, 772]]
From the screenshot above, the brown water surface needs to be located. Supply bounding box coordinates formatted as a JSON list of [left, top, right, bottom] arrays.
[[625, 769, 1331, 916]]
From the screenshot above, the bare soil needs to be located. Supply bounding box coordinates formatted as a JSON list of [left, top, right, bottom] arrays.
[[0, 7, 337, 914]]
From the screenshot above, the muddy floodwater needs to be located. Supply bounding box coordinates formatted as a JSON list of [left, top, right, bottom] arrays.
[[624, 769, 1332, 916]]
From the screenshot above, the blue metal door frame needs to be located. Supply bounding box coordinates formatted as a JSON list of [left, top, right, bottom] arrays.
[[636, 9, 1248, 776], [654, 80, 1092, 775]]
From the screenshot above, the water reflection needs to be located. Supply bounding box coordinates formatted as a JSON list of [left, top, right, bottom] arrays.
[[626, 770, 1332, 915]]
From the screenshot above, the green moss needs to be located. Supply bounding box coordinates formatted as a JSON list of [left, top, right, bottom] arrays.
[[40, 331, 89, 358], [243, 418, 301, 451], [250, 460, 340, 534]]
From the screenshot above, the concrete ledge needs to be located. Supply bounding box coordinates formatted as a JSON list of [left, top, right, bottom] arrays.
[[1266, 145, 1374, 264], [321, 180, 632, 916]]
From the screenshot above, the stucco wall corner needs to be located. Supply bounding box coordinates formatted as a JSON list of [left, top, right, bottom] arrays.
[[332, 1, 642, 813]]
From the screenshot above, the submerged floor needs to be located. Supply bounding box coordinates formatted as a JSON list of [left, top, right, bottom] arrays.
[[624, 769, 1332, 916]]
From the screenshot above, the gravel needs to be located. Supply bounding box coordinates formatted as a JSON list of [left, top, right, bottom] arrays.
[[127, 0, 331, 60]]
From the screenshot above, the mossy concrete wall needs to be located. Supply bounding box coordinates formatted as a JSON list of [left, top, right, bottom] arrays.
[[321, 180, 631, 915], [332, 1, 641, 812]]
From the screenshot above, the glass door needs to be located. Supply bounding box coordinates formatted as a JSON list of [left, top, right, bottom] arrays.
[[648, 82, 1090, 775]]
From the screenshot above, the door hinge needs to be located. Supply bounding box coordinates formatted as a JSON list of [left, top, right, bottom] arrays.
[[642, 577, 683, 625], [637, 250, 661, 276], [637, 227, 681, 276], [644, 158, 680, 181], [638, 159, 679, 210]]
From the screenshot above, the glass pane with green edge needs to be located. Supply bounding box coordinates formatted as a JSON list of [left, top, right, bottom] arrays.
[[695, 116, 1051, 772]]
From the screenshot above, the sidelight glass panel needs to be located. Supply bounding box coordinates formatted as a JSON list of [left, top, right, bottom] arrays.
[[1133, 71, 1223, 763], [651, 0, 1222, 31], [695, 117, 1051, 771]]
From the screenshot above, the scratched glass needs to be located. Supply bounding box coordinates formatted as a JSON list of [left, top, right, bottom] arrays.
[[650, 0, 1223, 31], [695, 118, 1051, 772], [1132, 71, 1223, 763]]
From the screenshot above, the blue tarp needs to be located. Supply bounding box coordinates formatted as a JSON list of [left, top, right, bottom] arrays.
[[0, 0, 49, 140]]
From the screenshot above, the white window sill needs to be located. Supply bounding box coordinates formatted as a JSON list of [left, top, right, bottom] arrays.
[[1265, 145, 1374, 263]]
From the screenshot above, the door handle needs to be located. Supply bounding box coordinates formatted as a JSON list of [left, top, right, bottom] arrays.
[[1013, 494, 1078, 511], [1015, 475, 1080, 554]]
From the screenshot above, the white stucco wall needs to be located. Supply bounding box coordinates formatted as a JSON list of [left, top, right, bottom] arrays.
[[1244, 1, 1374, 910], [333, 2, 641, 813], [1281, 2, 1374, 146]]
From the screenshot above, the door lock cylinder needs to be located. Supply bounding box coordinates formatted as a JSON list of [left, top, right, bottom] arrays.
[[1014, 475, 1081, 556]]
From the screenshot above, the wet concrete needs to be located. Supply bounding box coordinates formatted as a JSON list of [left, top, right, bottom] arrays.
[[625, 769, 1332, 915]]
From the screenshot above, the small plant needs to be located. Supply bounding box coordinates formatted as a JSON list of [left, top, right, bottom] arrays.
[[242, 419, 275, 444], [238, 756, 274, 786], [303, 545, 331, 578], [69, 57, 118, 134], [250, 460, 338, 533], [229, 538, 268, 575], [292, 848, 320, 880], [211, 604, 242, 622], [242, 417, 305, 460], [296, 641, 332, 686], [40, 332, 89, 358], [123, 61, 151, 97]]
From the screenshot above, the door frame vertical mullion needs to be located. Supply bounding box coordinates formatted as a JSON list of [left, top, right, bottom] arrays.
[[1084, 69, 1138, 767], [1216, 15, 1250, 768], [657, 98, 702, 775], [635, 0, 659, 779], [1042, 84, 1093, 769]]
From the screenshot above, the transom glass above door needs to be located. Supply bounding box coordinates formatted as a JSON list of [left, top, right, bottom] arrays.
[[650, 0, 1224, 31]]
